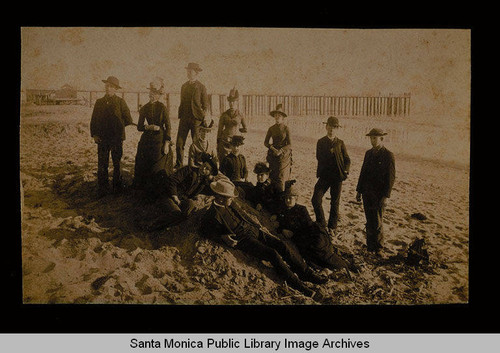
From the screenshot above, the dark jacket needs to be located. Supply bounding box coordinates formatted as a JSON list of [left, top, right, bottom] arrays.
[[90, 94, 133, 142], [137, 101, 171, 143], [178, 80, 209, 121], [165, 166, 210, 199], [220, 153, 248, 181], [356, 146, 396, 198], [316, 136, 351, 181], [247, 179, 281, 212]]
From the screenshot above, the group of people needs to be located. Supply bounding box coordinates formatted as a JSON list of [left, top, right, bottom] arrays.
[[89, 63, 396, 298]]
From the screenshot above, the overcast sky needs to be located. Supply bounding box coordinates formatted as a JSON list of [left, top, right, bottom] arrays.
[[21, 27, 470, 121]]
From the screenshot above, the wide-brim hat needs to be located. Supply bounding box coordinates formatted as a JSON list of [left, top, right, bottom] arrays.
[[229, 135, 245, 146], [227, 87, 239, 102], [102, 76, 121, 89], [323, 116, 341, 127], [200, 153, 218, 175], [253, 162, 270, 174], [270, 103, 287, 118], [366, 128, 387, 136], [185, 62, 202, 72], [199, 118, 215, 131], [210, 179, 238, 198]]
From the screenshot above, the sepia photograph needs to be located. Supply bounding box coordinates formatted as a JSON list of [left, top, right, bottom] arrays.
[[19, 27, 470, 307]]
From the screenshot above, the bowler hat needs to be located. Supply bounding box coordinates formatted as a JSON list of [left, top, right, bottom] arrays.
[[284, 179, 299, 197], [210, 179, 238, 198], [102, 76, 121, 89], [229, 135, 245, 146], [227, 87, 239, 102], [366, 128, 387, 136], [270, 103, 287, 118], [253, 162, 270, 174], [200, 153, 218, 175], [323, 116, 340, 127], [185, 63, 203, 72]]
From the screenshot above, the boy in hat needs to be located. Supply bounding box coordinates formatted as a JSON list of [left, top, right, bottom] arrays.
[[356, 128, 396, 256], [311, 116, 351, 235], [175, 63, 209, 169], [200, 178, 328, 297], [188, 118, 217, 168], [133, 78, 172, 191], [217, 87, 248, 163], [90, 76, 133, 197], [146, 153, 218, 230], [264, 104, 292, 192], [277, 180, 355, 279], [219, 135, 253, 196], [246, 162, 281, 215]]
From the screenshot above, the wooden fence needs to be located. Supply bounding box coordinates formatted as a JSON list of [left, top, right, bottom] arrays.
[[75, 91, 411, 118]]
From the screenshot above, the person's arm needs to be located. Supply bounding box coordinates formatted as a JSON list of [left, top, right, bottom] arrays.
[[137, 106, 146, 131], [90, 101, 100, 142], [120, 98, 133, 126], [341, 140, 351, 176], [162, 104, 171, 141], [200, 84, 209, 119], [264, 127, 272, 149], [277, 125, 291, 154], [217, 114, 225, 142], [385, 151, 396, 198], [242, 155, 248, 181], [356, 151, 369, 201], [240, 113, 248, 132]]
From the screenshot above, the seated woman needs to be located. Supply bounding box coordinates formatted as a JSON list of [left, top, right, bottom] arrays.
[[245, 162, 281, 215], [276, 180, 356, 279], [188, 119, 217, 169], [219, 135, 253, 197]]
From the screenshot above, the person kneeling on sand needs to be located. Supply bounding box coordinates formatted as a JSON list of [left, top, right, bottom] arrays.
[[277, 180, 357, 279], [146, 153, 218, 230], [199, 178, 328, 297]]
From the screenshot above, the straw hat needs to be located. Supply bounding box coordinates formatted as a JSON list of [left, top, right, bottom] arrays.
[[270, 103, 287, 118], [102, 76, 121, 89], [210, 178, 238, 198], [366, 128, 388, 136]]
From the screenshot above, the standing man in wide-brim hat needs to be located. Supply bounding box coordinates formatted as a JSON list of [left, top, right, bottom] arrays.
[[90, 75, 133, 197], [176, 63, 210, 169], [311, 116, 351, 236], [356, 128, 396, 256], [216, 87, 248, 164]]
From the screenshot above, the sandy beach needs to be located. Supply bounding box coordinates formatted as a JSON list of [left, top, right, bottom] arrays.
[[20, 104, 469, 305]]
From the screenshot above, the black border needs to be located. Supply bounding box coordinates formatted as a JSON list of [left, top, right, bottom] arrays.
[[8, 6, 494, 335]]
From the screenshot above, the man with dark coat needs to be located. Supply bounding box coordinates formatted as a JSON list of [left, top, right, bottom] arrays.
[[200, 178, 328, 297], [90, 76, 133, 197], [356, 128, 396, 255], [175, 63, 209, 169], [311, 116, 351, 234]]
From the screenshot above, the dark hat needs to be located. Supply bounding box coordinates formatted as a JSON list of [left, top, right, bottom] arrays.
[[229, 135, 245, 146], [200, 153, 218, 175], [199, 118, 214, 131], [253, 162, 270, 174], [227, 87, 239, 102], [210, 178, 238, 198], [284, 179, 299, 197], [147, 78, 164, 94], [270, 103, 287, 118], [366, 128, 388, 136], [323, 116, 340, 127], [185, 63, 202, 72], [102, 76, 121, 89]]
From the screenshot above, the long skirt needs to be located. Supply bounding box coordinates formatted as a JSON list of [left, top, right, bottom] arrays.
[[266, 148, 292, 192]]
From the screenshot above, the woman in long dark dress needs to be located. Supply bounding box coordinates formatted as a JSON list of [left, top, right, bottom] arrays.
[[264, 104, 292, 192], [133, 79, 172, 190]]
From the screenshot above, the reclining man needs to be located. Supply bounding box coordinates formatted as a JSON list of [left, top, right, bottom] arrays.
[[200, 178, 328, 297]]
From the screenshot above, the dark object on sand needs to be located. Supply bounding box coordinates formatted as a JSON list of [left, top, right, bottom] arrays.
[[411, 212, 427, 221], [405, 238, 429, 266], [91, 275, 111, 290]]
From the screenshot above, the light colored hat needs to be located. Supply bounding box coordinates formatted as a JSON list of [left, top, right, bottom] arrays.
[[102, 76, 121, 89], [210, 179, 238, 198], [366, 128, 387, 136], [270, 103, 287, 118]]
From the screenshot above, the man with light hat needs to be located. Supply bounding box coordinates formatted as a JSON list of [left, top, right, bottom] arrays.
[[175, 63, 209, 169], [200, 178, 328, 297], [90, 75, 133, 197], [311, 116, 351, 235], [356, 128, 396, 256]]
